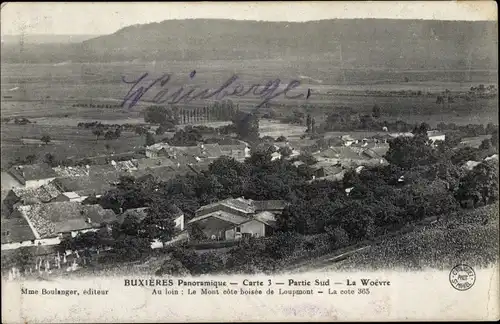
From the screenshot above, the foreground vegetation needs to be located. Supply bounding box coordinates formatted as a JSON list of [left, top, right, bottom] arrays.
[[331, 204, 499, 271]]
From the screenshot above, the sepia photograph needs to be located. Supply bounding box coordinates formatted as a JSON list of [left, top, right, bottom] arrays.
[[1, 1, 498, 322]]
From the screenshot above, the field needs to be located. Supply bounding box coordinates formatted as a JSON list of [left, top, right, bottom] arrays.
[[1, 61, 497, 118], [259, 120, 307, 138], [0, 123, 146, 169], [1, 60, 498, 169]]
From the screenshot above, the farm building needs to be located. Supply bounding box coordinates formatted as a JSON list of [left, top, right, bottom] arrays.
[[1, 171, 24, 190], [134, 157, 177, 169], [52, 173, 121, 198], [110, 160, 138, 173], [3, 202, 116, 250], [132, 162, 209, 181], [11, 202, 117, 241], [427, 130, 446, 143], [340, 135, 359, 146], [8, 164, 58, 188], [388, 130, 445, 144], [372, 134, 392, 144], [389, 132, 414, 139], [88, 164, 120, 176], [187, 197, 287, 241], [3, 182, 66, 213], [310, 163, 345, 179], [1, 217, 37, 251], [198, 143, 224, 159], [219, 143, 251, 160], [52, 166, 90, 178], [313, 146, 387, 167], [145, 143, 172, 158]]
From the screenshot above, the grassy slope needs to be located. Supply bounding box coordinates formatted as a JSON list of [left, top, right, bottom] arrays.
[[326, 204, 499, 271]]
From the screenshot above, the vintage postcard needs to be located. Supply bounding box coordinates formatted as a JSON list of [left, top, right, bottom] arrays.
[[1, 1, 498, 322]]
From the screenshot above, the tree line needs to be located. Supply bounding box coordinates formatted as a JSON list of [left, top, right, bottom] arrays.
[[143, 100, 240, 126]]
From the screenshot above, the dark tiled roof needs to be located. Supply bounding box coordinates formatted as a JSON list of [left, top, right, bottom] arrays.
[[54, 173, 120, 196], [134, 157, 176, 169], [188, 210, 249, 225], [196, 198, 286, 217], [253, 211, 278, 228], [11, 182, 63, 204], [196, 197, 256, 215], [1, 217, 36, 244], [253, 200, 287, 212], [53, 166, 89, 177], [316, 147, 368, 160], [200, 144, 223, 158], [8, 164, 57, 182], [15, 202, 116, 238]]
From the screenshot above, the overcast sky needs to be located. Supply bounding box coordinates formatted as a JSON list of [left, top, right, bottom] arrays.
[[1, 1, 497, 36]]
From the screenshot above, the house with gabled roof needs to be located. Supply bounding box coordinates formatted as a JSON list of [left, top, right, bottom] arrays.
[[8, 164, 58, 188], [313, 146, 387, 168], [427, 130, 446, 143], [340, 135, 358, 146], [187, 197, 287, 241], [110, 160, 138, 173], [220, 143, 251, 161], [1, 217, 38, 250], [197, 143, 224, 159], [3, 202, 116, 250], [4, 182, 65, 213], [12, 202, 117, 241], [145, 143, 172, 158], [134, 157, 176, 169], [52, 166, 89, 178], [53, 173, 121, 198]]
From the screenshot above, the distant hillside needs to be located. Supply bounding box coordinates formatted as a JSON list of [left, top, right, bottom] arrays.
[[1, 19, 497, 69], [1, 34, 99, 45]]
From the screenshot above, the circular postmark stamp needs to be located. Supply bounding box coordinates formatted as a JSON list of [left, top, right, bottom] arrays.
[[449, 264, 476, 291]]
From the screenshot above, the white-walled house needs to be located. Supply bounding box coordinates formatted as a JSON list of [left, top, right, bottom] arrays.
[[223, 211, 277, 240], [187, 198, 286, 241], [427, 130, 446, 143], [6, 202, 117, 250], [145, 143, 172, 158]]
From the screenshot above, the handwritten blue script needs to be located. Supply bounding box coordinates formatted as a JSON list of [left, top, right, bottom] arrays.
[[120, 71, 311, 110]]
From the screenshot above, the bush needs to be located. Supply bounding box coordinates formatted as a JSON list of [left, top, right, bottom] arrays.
[[169, 247, 225, 275], [155, 257, 190, 276], [325, 226, 350, 248], [225, 232, 309, 274]]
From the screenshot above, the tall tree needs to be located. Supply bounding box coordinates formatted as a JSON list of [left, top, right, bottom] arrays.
[[385, 133, 439, 169], [92, 128, 104, 141], [372, 104, 381, 118], [40, 134, 51, 145], [232, 111, 259, 142], [145, 132, 156, 146]]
